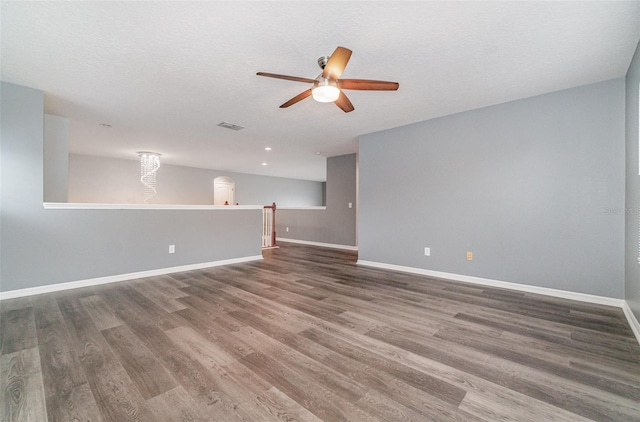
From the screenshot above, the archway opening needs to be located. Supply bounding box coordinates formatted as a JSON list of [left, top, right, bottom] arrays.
[[213, 176, 235, 205]]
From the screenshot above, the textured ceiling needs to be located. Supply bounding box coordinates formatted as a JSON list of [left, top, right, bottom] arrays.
[[2, 1, 639, 181]]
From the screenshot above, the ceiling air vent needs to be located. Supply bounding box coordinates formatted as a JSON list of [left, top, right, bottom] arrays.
[[217, 121, 245, 131]]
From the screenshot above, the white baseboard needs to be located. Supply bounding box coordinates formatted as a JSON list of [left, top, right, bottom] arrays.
[[358, 259, 640, 345], [0, 255, 263, 301], [278, 238, 358, 251], [622, 301, 640, 345], [357, 260, 624, 308]]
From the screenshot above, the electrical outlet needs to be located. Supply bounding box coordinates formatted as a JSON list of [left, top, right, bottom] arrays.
[[348, 202, 352, 209], [169, 245, 175, 254], [466, 251, 473, 261], [424, 247, 430, 256], [286, 227, 289, 232]]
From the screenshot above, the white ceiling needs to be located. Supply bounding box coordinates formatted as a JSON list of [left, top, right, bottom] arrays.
[[2, 1, 638, 181]]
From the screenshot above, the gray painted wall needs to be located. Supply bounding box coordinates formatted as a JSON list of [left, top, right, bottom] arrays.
[[277, 153, 357, 247], [626, 41, 640, 320], [1, 82, 262, 293], [277, 209, 330, 243], [44, 114, 69, 202], [326, 153, 358, 246], [68, 154, 324, 206], [359, 79, 625, 298]]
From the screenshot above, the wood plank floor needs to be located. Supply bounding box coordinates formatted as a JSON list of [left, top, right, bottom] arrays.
[[2, 243, 639, 421]]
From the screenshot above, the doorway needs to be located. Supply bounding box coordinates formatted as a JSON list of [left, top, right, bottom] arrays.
[[213, 176, 235, 205]]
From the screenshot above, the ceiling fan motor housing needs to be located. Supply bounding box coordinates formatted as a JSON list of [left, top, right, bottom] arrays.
[[317, 56, 330, 69]]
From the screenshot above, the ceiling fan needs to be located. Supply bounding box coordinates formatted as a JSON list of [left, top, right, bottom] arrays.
[[257, 46, 399, 113]]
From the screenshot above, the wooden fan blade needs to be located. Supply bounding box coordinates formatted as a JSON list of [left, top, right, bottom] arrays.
[[338, 79, 399, 91], [322, 46, 352, 80], [334, 91, 354, 113], [280, 89, 313, 108], [257, 72, 316, 84]]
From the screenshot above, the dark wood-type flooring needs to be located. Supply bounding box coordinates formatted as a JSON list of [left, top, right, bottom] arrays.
[[2, 243, 640, 421]]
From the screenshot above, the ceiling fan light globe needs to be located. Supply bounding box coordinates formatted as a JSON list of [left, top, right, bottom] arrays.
[[312, 86, 340, 102], [312, 79, 340, 103]]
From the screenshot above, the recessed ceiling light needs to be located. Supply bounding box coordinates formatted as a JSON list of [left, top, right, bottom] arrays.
[[315, 151, 321, 155], [262, 162, 267, 166], [265, 147, 272, 151]]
